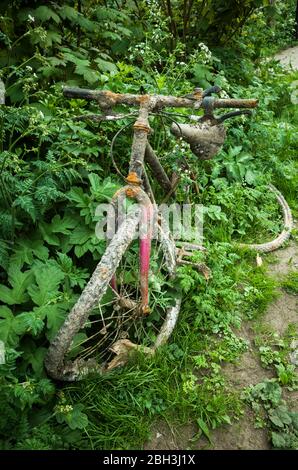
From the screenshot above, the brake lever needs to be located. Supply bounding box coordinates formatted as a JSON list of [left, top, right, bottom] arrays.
[[215, 109, 253, 124], [202, 85, 221, 97]]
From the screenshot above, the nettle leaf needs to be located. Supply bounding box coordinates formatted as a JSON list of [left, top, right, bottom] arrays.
[[0, 264, 33, 305], [28, 264, 64, 306], [56, 404, 88, 430]]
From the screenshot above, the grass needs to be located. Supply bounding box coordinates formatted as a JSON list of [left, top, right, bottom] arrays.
[[55, 246, 278, 450], [282, 271, 298, 294]]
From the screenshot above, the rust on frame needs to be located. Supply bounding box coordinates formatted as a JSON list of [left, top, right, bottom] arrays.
[[192, 88, 203, 100], [133, 122, 150, 133], [126, 172, 141, 185], [137, 94, 150, 104], [103, 90, 121, 102], [125, 186, 140, 198], [141, 304, 151, 315]]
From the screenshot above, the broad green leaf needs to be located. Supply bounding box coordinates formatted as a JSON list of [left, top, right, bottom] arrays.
[[67, 187, 90, 208], [0, 306, 29, 346], [10, 238, 49, 268], [197, 418, 211, 441], [17, 309, 45, 336], [0, 264, 33, 305], [271, 431, 287, 449], [45, 304, 67, 340], [23, 345, 47, 375], [28, 265, 64, 306], [51, 214, 77, 234], [56, 404, 89, 430], [34, 6, 60, 24], [95, 58, 118, 73], [69, 225, 94, 246]]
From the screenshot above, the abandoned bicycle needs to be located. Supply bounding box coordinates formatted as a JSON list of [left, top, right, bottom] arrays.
[[45, 86, 292, 381]]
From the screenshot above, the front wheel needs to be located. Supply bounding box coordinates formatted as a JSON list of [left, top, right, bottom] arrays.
[[44, 210, 181, 381]]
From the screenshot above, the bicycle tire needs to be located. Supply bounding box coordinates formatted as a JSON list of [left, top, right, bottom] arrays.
[[238, 184, 293, 253], [44, 209, 181, 381]]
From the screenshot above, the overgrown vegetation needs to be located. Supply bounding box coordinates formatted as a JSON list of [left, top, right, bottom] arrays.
[[0, 0, 297, 450]]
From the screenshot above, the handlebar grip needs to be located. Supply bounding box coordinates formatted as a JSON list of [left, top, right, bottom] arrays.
[[214, 98, 258, 109], [63, 87, 97, 100]]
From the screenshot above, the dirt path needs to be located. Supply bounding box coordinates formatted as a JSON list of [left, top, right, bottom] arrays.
[[274, 45, 298, 69], [151, 244, 298, 451], [144, 240, 298, 450]]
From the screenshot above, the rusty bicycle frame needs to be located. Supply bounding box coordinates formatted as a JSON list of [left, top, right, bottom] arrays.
[[44, 86, 260, 381]]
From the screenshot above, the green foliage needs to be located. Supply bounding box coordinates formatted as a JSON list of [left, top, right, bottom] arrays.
[[0, 0, 296, 451], [244, 379, 298, 449], [282, 271, 298, 294]]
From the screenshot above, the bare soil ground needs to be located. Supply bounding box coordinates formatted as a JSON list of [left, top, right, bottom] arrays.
[[144, 240, 297, 450]]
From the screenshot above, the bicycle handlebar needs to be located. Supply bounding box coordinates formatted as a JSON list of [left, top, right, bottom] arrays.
[[63, 87, 258, 111]]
